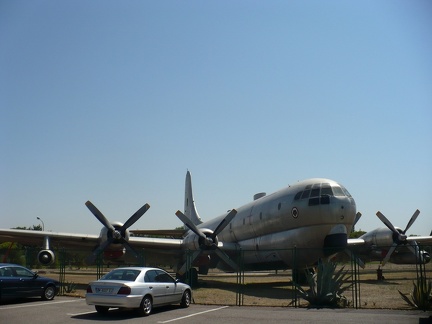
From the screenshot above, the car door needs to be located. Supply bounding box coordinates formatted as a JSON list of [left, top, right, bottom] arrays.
[[0, 266, 20, 299], [144, 270, 169, 306], [13, 266, 40, 297], [154, 270, 177, 304]]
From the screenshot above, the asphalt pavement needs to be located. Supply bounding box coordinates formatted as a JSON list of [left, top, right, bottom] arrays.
[[0, 296, 431, 323]]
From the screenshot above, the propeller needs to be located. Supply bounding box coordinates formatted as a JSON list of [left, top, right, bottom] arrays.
[[376, 209, 420, 266], [85, 201, 150, 263], [176, 209, 238, 274]]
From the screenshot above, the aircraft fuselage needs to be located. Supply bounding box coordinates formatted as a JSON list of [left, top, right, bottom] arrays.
[[184, 178, 356, 271]]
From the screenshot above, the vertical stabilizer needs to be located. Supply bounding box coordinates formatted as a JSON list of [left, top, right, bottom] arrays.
[[184, 170, 203, 225]]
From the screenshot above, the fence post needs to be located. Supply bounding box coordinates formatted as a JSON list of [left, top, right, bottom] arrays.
[[236, 248, 244, 306]]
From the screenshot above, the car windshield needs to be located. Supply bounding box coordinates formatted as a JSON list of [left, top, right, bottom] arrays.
[[100, 269, 140, 281]]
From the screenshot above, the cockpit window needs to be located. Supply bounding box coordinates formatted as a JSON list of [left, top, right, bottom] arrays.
[[294, 183, 344, 201], [310, 188, 320, 197], [332, 186, 345, 197], [340, 185, 352, 197], [321, 184, 332, 195], [301, 189, 311, 199]]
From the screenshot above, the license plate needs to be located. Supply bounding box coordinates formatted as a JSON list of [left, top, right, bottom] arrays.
[[96, 287, 113, 293]]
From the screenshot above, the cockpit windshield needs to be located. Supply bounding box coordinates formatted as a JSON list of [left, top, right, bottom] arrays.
[[294, 183, 351, 202]]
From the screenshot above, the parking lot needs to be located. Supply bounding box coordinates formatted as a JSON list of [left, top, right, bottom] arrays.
[[0, 296, 430, 323]]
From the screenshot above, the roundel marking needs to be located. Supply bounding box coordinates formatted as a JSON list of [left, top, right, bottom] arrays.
[[292, 207, 299, 218]]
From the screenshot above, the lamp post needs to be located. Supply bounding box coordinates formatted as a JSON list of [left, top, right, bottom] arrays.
[[36, 217, 44, 231]]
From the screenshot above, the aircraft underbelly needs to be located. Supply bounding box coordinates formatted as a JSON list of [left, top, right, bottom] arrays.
[[237, 224, 341, 268]]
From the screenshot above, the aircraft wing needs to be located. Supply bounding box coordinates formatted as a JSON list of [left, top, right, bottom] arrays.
[[0, 228, 100, 249], [130, 229, 186, 239], [346, 238, 365, 246], [406, 236, 432, 245], [0, 228, 183, 251]]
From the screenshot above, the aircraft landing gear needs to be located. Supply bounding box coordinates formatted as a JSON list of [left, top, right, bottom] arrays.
[[376, 266, 385, 280]]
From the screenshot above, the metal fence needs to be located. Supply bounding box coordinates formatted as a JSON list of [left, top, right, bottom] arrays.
[[1, 245, 431, 310]]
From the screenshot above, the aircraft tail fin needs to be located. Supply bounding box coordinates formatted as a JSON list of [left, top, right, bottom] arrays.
[[184, 170, 203, 225]]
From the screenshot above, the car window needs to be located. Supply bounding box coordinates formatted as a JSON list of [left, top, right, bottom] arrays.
[[14, 267, 35, 277], [144, 270, 158, 283], [0, 267, 15, 277], [155, 270, 175, 283], [101, 269, 139, 281], [121, 270, 139, 281]]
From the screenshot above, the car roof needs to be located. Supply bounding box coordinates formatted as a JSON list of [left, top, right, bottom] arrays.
[[109, 267, 164, 271], [0, 263, 22, 267]]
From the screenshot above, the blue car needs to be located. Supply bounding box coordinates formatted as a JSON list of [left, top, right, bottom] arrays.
[[0, 263, 60, 301]]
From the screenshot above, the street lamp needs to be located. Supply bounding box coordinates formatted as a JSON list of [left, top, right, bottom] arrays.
[[36, 217, 45, 231]]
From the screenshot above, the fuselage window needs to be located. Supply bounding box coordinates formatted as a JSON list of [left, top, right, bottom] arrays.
[[278, 202, 282, 210]]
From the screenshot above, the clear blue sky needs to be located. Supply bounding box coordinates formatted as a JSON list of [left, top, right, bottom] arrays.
[[1, 1, 431, 236]]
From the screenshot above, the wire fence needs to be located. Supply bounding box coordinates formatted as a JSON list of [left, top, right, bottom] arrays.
[[1, 245, 431, 310]]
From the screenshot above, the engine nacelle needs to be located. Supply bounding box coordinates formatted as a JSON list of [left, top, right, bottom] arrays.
[[391, 251, 431, 264], [360, 227, 396, 247], [183, 228, 216, 251], [37, 249, 55, 265]]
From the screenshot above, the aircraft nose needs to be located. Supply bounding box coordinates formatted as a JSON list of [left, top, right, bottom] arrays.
[[324, 225, 348, 256]]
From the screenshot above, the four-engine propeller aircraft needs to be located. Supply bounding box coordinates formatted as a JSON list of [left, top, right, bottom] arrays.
[[0, 171, 431, 282]]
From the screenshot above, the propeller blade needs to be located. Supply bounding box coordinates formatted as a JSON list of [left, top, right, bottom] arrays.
[[122, 240, 139, 258], [212, 209, 237, 237], [381, 243, 397, 266], [376, 211, 399, 235], [353, 212, 362, 227], [85, 201, 115, 232], [403, 209, 420, 234], [178, 250, 202, 275], [175, 210, 206, 240], [87, 238, 113, 263], [214, 248, 239, 271], [122, 203, 150, 230], [344, 248, 365, 269]]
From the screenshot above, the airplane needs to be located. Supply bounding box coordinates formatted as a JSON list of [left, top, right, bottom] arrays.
[[343, 210, 431, 268], [0, 171, 431, 284]]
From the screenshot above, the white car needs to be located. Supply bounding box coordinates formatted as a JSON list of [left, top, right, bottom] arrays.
[[85, 267, 192, 316]]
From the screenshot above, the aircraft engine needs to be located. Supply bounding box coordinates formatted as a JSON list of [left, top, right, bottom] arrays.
[[182, 228, 217, 251], [390, 250, 431, 264], [374, 209, 422, 266], [176, 209, 238, 275], [85, 201, 150, 263], [37, 249, 55, 265], [363, 228, 395, 247]]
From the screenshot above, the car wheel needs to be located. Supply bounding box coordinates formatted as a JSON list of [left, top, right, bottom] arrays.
[[95, 305, 109, 314], [41, 285, 56, 300], [180, 290, 191, 308], [138, 295, 152, 316]]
